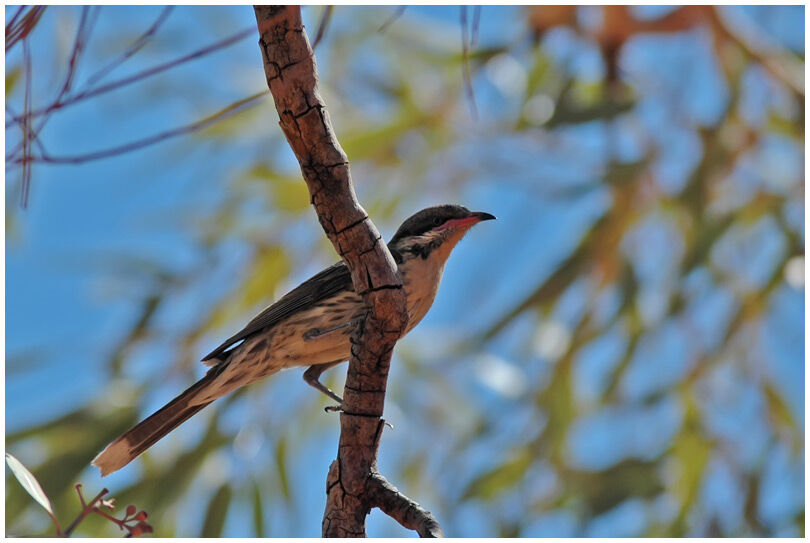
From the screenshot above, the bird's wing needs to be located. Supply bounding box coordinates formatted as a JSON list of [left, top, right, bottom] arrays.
[[202, 262, 353, 361]]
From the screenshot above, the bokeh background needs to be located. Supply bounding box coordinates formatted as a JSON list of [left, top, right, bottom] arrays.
[[5, 5, 805, 537]]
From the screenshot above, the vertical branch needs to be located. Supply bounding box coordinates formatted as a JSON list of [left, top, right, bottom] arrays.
[[253, 5, 441, 537]]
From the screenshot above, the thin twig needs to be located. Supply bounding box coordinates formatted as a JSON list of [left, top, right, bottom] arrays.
[[61, 6, 92, 94], [76, 484, 87, 508], [4, 103, 49, 159], [6, 6, 46, 53], [8, 6, 93, 168], [91, 508, 127, 529], [10, 91, 267, 167], [6, 5, 26, 33], [312, 5, 332, 49], [56, 7, 91, 110], [83, 6, 173, 87], [47, 512, 64, 537], [378, 6, 407, 33], [64, 487, 108, 536], [20, 38, 32, 207], [5, 26, 255, 128], [59, 484, 151, 537], [471, 6, 481, 46]]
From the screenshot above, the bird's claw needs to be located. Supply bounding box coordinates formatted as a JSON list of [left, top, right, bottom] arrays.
[[324, 404, 343, 413]]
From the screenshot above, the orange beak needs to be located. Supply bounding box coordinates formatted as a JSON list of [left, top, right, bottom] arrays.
[[443, 211, 496, 229]]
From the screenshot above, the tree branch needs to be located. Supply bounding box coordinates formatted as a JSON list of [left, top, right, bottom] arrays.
[[368, 471, 443, 537], [253, 5, 439, 538], [5, 26, 255, 128], [7, 91, 267, 167]]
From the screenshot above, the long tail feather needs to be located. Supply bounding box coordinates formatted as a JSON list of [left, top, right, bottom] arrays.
[[92, 366, 224, 476]]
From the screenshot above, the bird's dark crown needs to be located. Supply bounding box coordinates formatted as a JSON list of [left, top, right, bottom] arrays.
[[389, 204, 472, 245]]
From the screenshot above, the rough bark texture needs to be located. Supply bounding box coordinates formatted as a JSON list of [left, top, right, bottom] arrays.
[[253, 6, 443, 538]]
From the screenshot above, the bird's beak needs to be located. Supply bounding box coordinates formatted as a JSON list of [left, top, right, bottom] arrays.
[[442, 211, 497, 230], [471, 211, 496, 222]]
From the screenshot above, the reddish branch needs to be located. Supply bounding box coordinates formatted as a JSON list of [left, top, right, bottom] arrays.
[[83, 6, 174, 88], [5, 6, 46, 52], [8, 91, 267, 167], [6, 9, 259, 197], [253, 5, 442, 537], [63, 484, 152, 537], [5, 26, 255, 128]]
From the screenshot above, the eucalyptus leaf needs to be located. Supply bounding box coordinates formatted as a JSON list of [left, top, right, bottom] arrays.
[[200, 484, 232, 537], [252, 483, 266, 537], [5, 453, 53, 515], [461, 449, 532, 501]]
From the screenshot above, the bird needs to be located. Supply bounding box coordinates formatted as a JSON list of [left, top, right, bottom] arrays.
[[92, 204, 495, 476]]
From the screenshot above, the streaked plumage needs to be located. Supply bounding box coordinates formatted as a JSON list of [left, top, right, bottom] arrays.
[[93, 205, 495, 476]]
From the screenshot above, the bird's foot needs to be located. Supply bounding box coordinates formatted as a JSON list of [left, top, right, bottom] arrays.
[[321, 407, 392, 430]]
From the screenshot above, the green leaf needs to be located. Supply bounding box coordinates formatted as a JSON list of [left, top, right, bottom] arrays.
[[525, 52, 552, 97], [672, 430, 710, 511], [461, 448, 532, 500], [6, 66, 21, 95], [252, 483, 265, 537], [573, 459, 663, 515], [5, 453, 54, 515], [200, 484, 232, 537], [242, 246, 291, 309], [763, 382, 801, 453], [275, 438, 291, 502], [545, 96, 635, 128], [339, 111, 431, 164], [271, 179, 310, 213], [241, 163, 310, 213]]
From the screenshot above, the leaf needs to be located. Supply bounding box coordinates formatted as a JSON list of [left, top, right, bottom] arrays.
[[252, 483, 265, 537], [763, 381, 801, 453], [544, 96, 635, 128], [525, 52, 552, 97], [6, 66, 21, 95], [200, 484, 232, 537], [671, 429, 710, 511], [339, 111, 431, 164], [461, 448, 532, 500], [573, 459, 663, 515], [241, 246, 291, 309], [5, 453, 53, 515], [275, 438, 291, 502], [271, 179, 310, 213], [241, 163, 310, 213]]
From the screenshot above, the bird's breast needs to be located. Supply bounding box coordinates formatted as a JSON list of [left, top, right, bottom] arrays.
[[400, 254, 445, 334]]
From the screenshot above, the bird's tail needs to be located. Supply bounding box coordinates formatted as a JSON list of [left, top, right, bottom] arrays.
[[92, 365, 226, 476]]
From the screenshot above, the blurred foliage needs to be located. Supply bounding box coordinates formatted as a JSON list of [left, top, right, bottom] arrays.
[[5, 5, 804, 537]]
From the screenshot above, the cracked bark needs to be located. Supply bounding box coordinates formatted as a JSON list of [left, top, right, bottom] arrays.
[[253, 6, 443, 538]]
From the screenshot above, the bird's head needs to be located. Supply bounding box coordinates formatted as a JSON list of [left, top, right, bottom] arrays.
[[388, 204, 496, 263]]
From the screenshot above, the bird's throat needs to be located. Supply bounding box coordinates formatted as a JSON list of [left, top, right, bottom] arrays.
[[399, 249, 448, 334]]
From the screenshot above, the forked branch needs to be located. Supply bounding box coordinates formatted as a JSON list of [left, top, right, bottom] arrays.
[[252, 5, 442, 538]]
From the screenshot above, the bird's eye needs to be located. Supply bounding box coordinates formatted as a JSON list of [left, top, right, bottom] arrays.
[[432, 217, 443, 226]]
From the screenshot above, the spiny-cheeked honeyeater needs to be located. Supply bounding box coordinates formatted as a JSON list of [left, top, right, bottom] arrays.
[[93, 205, 495, 475]]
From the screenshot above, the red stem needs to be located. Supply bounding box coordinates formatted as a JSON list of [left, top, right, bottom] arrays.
[[63, 489, 108, 537]]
